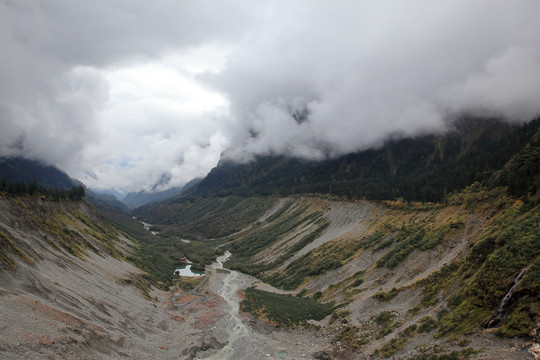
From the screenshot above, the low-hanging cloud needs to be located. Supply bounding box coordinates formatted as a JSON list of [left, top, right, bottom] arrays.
[[1, 0, 539, 193], [210, 0, 540, 161]]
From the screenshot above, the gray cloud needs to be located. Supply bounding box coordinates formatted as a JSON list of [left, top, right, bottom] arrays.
[[1, 0, 539, 193], [211, 0, 540, 161]]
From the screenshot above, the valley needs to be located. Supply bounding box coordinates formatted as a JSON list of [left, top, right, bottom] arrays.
[[0, 196, 331, 359], [137, 190, 539, 359], [0, 118, 539, 359], [2, 2, 540, 359], [0, 186, 539, 359]]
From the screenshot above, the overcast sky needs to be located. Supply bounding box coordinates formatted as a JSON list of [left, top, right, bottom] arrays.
[[1, 0, 539, 195]]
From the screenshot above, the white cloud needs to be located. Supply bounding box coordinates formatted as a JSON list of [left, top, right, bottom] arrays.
[[1, 0, 539, 194], [78, 59, 230, 193], [440, 47, 540, 122]]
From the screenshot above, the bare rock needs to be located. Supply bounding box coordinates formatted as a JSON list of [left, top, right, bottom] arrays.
[[313, 350, 332, 359]]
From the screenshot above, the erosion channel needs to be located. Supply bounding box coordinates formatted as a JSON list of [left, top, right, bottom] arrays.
[[204, 251, 326, 360]]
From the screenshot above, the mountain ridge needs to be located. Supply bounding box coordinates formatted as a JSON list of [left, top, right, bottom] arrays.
[[0, 156, 79, 190], [193, 117, 538, 202]]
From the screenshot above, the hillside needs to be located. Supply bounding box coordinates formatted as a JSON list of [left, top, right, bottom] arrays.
[[132, 119, 540, 359], [123, 187, 183, 208], [193, 118, 539, 202], [123, 178, 201, 208], [0, 195, 228, 359], [135, 190, 539, 358], [1, 117, 538, 359], [0, 156, 132, 215], [86, 190, 130, 214], [0, 157, 79, 190]]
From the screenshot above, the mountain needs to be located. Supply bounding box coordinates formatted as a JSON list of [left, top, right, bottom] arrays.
[[131, 116, 540, 358], [86, 190, 130, 214], [0, 156, 79, 190], [123, 178, 201, 208], [193, 117, 539, 202], [0, 156, 134, 214], [134, 187, 539, 358], [0, 192, 227, 359], [2, 117, 539, 359], [123, 187, 183, 208]]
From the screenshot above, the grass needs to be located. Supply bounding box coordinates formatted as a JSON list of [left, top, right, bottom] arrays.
[[431, 199, 540, 337], [335, 325, 369, 349], [146, 187, 540, 340], [418, 315, 437, 333]]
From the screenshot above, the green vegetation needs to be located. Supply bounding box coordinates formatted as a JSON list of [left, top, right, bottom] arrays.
[[359, 230, 386, 249], [110, 215, 221, 290], [375, 337, 409, 358], [410, 192, 540, 338], [226, 206, 330, 278], [0, 156, 79, 192], [403, 324, 418, 336], [420, 263, 460, 307], [373, 287, 399, 301], [376, 225, 446, 269], [266, 237, 357, 290], [175, 276, 205, 292], [240, 287, 333, 327], [134, 196, 276, 240], [0, 230, 32, 270], [374, 310, 400, 338], [335, 325, 368, 349], [285, 217, 330, 255], [195, 118, 540, 203], [230, 205, 313, 257], [0, 195, 129, 275], [0, 179, 85, 201], [418, 315, 437, 333], [114, 118, 540, 343]]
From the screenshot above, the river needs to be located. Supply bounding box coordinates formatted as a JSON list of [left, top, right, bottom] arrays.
[[204, 251, 315, 360]]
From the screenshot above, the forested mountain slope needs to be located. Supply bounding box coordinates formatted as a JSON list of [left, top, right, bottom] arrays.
[[136, 190, 539, 358], [0, 157, 79, 190], [193, 118, 539, 202], [134, 118, 540, 358]]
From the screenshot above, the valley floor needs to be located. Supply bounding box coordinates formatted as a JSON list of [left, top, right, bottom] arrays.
[[0, 252, 334, 360], [0, 244, 536, 360], [1, 194, 539, 359]]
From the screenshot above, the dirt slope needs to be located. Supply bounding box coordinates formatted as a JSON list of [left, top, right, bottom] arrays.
[[234, 195, 538, 359], [0, 196, 223, 359]]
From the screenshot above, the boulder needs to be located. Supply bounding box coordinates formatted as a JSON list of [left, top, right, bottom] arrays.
[[313, 350, 332, 360]]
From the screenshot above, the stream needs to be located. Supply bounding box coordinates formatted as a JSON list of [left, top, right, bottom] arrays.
[[204, 251, 306, 360]]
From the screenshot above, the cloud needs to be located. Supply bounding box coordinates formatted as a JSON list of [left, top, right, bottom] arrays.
[[1, 0, 539, 193], [210, 0, 540, 161], [0, 0, 237, 193], [440, 47, 540, 121]]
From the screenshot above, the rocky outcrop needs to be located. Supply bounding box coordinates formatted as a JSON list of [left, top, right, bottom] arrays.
[[182, 337, 225, 359], [313, 350, 332, 359]]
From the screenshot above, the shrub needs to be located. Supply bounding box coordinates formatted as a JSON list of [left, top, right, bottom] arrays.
[[240, 287, 333, 327], [374, 287, 399, 301]]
